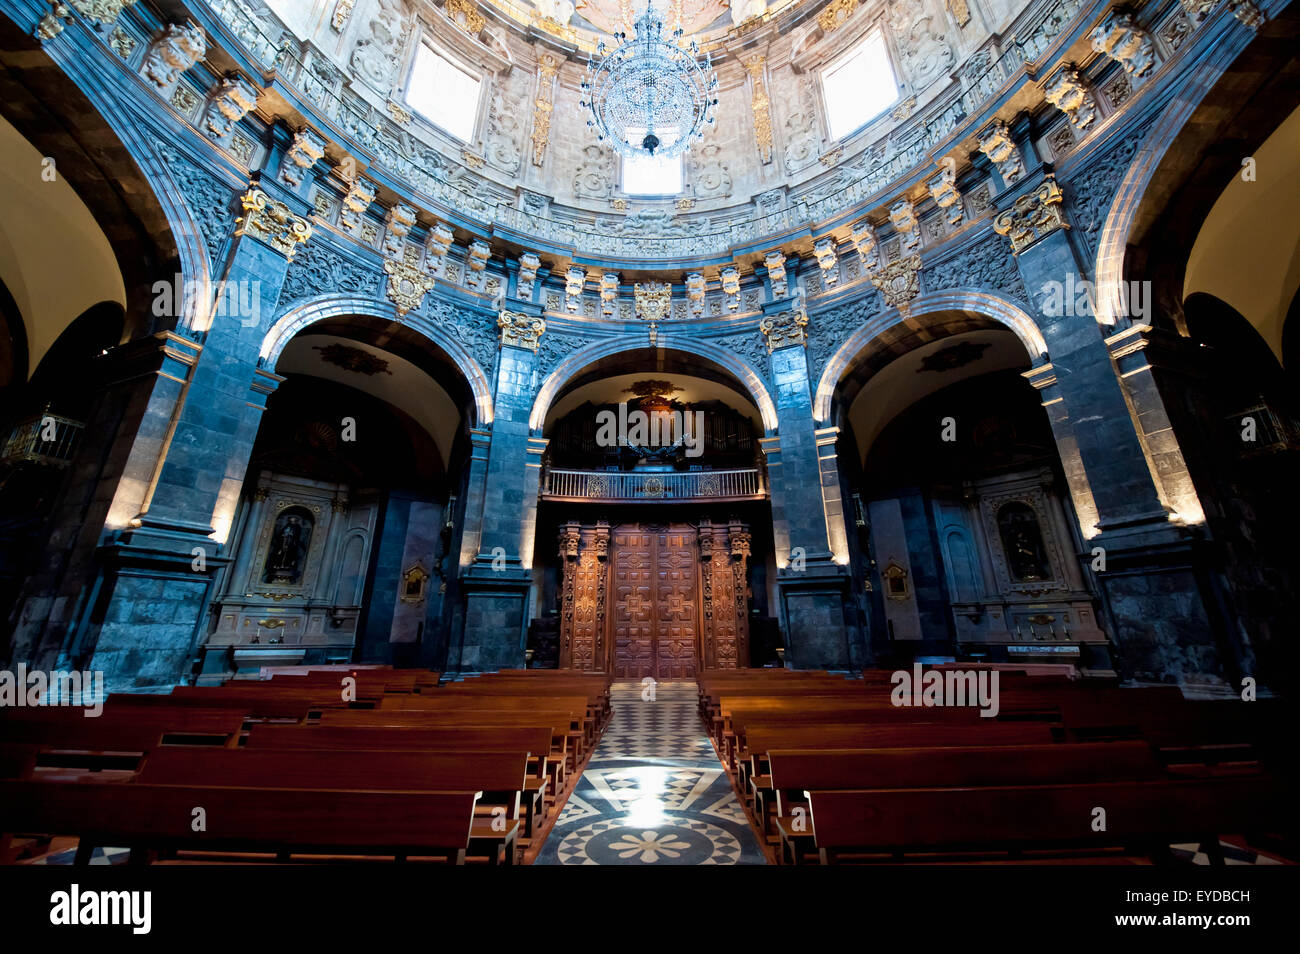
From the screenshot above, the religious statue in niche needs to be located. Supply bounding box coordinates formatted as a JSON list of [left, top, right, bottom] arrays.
[[997, 502, 1051, 583], [264, 508, 314, 585]]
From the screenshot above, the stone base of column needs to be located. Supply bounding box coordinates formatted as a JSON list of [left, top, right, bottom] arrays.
[[776, 560, 857, 670], [1090, 519, 1244, 692], [451, 562, 531, 671], [72, 526, 229, 693]]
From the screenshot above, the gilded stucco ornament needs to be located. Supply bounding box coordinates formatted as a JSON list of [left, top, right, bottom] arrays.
[[235, 188, 313, 260]]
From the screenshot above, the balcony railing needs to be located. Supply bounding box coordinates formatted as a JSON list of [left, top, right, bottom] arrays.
[[542, 468, 766, 503], [1, 410, 85, 467]]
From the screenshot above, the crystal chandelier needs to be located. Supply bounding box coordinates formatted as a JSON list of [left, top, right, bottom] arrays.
[[580, 4, 718, 159]]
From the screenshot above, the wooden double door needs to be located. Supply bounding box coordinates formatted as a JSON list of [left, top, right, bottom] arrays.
[[609, 524, 699, 680], [556, 520, 750, 679]]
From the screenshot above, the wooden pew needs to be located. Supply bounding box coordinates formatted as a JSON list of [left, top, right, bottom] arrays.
[[794, 775, 1285, 864], [0, 779, 480, 865], [135, 747, 526, 864]]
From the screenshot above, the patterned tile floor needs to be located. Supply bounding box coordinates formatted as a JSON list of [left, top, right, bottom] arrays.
[[533, 680, 768, 866]]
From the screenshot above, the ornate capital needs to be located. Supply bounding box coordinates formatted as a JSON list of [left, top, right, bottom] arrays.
[[235, 189, 312, 260], [993, 176, 1069, 254], [759, 307, 809, 353], [600, 272, 619, 315], [1043, 64, 1097, 129], [721, 266, 741, 310], [36, 4, 74, 41], [383, 257, 435, 316], [424, 222, 454, 274], [558, 522, 581, 559], [870, 254, 922, 311], [498, 311, 546, 351], [564, 266, 585, 311]]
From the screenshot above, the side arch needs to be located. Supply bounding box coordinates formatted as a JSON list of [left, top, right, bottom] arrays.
[[260, 295, 494, 428], [813, 288, 1049, 423], [529, 333, 779, 433]]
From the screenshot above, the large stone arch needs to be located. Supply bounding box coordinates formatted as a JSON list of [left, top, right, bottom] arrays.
[[261, 295, 495, 429], [1092, 7, 1300, 330], [0, 11, 216, 336], [530, 333, 779, 433], [812, 288, 1049, 424]]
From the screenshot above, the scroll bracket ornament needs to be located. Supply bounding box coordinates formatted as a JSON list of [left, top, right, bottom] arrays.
[[498, 311, 546, 351], [759, 305, 809, 353]]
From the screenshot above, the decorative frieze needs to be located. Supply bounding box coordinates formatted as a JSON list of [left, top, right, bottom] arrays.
[[378, 204, 416, 259], [993, 176, 1069, 254], [1043, 64, 1098, 129], [516, 252, 540, 300], [280, 128, 327, 190], [813, 239, 839, 287], [337, 178, 375, 233], [1090, 12, 1156, 78], [928, 162, 964, 228], [977, 120, 1024, 184], [759, 306, 809, 353], [743, 56, 774, 165], [235, 188, 312, 260], [203, 75, 259, 140], [497, 312, 546, 351], [764, 251, 788, 298], [142, 21, 206, 95], [564, 266, 585, 311], [686, 272, 705, 317]]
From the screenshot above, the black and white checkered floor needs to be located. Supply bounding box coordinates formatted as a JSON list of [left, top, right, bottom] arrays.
[[533, 680, 767, 865]]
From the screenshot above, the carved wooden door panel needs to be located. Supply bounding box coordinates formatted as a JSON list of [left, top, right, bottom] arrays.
[[654, 526, 699, 679], [609, 525, 701, 679], [611, 528, 656, 678]]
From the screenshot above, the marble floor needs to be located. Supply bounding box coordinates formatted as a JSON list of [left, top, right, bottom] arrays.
[[532, 680, 768, 866]]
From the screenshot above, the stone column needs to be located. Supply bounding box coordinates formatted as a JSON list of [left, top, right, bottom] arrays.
[[996, 171, 1231, 688], [759, 305, 856, 669], [455, 308, 547, 670], [76, 184, 310, 690]]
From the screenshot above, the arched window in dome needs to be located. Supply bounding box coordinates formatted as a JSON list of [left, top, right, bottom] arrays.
[[404, 38, 482, 143], [622, 151, 684, 197], [820, 29, 899, 141]]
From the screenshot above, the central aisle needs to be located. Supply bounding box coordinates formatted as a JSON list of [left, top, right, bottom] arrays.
[[533, 680, 767, 865]]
